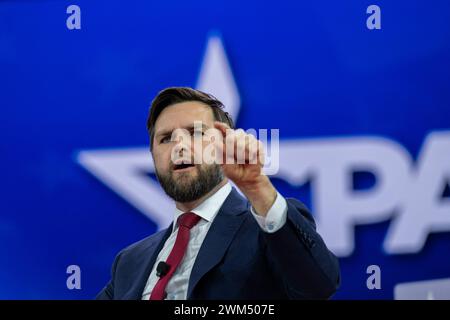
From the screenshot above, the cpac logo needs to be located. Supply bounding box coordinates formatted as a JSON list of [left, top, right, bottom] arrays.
[[77, 34, 450, 258], [279, 132, 450, 257]]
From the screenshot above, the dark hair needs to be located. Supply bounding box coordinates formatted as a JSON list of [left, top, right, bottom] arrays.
[[146, 87, 234, 150]]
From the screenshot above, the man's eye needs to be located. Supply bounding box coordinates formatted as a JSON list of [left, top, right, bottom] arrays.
[[193, 130, 204, 138], [160, 136, 171, 143]]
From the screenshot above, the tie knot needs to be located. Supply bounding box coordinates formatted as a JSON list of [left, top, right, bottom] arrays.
[[178, 212, 201, 229]]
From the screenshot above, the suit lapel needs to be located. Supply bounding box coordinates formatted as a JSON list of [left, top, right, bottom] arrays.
[[122, 223, 173, 299], [187, 188, 248, 299]]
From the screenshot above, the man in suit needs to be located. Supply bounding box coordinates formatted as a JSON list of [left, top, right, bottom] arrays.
[[97, 87, 340, 300]]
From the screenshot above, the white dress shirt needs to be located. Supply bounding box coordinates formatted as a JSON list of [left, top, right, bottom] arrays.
[[141, 183, 287, 300]]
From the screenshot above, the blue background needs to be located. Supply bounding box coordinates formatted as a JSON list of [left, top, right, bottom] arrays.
[[1, 0, 449, 299]]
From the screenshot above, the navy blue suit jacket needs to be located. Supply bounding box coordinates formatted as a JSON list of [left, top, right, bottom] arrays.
[[96, 188, 340, 300]]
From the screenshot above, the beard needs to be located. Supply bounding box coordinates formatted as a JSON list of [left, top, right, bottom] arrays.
[[155, 163, 224, 203]]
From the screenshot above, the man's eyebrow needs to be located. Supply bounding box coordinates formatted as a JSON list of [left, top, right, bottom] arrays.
[[155, 129, 173, 139], [155, 123, 210, 138], [188, 123, 209, 131]]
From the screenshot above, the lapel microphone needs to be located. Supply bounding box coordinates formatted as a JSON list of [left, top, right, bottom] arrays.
[[156, 261, 170, 277]]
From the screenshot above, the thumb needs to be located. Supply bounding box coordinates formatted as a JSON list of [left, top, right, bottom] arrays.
[[214, 121, 230, 138]]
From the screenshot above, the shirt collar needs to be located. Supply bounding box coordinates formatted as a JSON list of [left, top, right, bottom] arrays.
[[173, 183, 232, 232]]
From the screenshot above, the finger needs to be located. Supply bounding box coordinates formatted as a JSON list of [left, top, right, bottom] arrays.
[[235, 133, 247, 164], [214, 121, 231, 138], [258, 140, 265, 166], [247, 138, 259, 165], [225, 131, 237, 164], [233, 130, 249, 164], [206, 130, 225, 165], [215, 122, 236, 164], [239, 134, 255, 164]]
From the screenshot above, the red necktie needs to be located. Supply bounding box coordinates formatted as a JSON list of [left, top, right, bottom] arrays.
[[149, 212, 201, 300]]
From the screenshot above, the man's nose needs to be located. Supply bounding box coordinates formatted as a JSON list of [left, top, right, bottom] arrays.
[[172, 131, 192, 157]]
